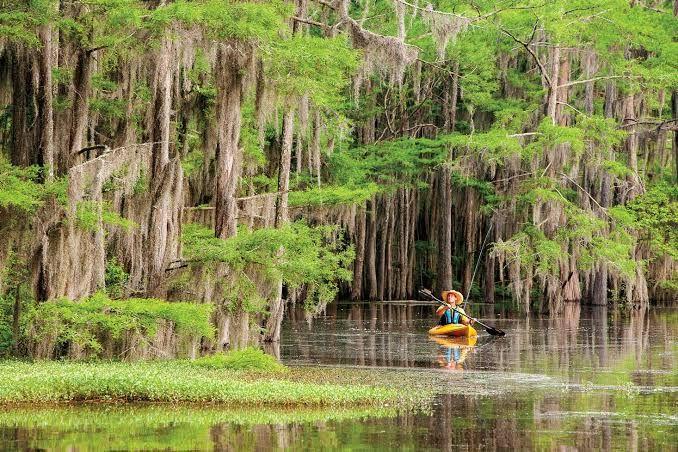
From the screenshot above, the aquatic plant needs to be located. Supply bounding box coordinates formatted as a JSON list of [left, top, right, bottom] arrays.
[[192, 348, 286, 372]]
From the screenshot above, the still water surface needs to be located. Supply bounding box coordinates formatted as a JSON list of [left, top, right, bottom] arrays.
[[1, 301, 676, 450]]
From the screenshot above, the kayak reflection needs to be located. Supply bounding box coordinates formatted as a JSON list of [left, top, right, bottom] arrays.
[[431, 336, 477, 370]]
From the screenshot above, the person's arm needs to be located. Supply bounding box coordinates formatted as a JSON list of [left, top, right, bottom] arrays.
[[457, 307, 472, 325]]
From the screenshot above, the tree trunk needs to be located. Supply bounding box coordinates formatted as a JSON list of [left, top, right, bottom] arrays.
[[351, 208, 366, 300], [672, 91, 678, 183], [436, 169, 452, 294], [39, 25, 55, 180], [484, 253, 495, 303], [265, 108, 295, 342], [621, 93, 641, 200], [69, 49, 94, 164], [312, 111, 322, 186], [12, 288, 21, 356], [546, 46, 561, 122], [274, 109, 295, 227], [591, 263, 608, 306], [214, 46, 244, 239], [366, 197, 378, 299], [10, 44, 36, 167], [583, 52, 596, 115], [146, 37, 181, 298], [378, 197, 388, 300]]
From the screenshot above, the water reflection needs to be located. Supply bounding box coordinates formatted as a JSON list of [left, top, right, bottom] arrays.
[[281, 302, 677, 388], [431, 336, 477, 370], [0, 302, 675, 451]]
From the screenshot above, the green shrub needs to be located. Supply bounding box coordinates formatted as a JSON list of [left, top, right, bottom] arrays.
[[27, 292, 214, 358], [105, 257, 129, 299], [0, 318, 11, 355], [192, 348, 286, 372]]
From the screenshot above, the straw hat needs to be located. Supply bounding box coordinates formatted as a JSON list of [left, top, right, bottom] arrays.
[[441, 290, 464, 304]]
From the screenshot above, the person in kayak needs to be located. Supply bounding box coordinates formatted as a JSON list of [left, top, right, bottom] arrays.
[[436, 290, 474, 326]]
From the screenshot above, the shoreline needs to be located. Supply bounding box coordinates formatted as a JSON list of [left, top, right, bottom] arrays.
[[0, 360, 435, 408]]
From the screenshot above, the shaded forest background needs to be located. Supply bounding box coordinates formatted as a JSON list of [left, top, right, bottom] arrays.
[[0, 0, 676, 357]]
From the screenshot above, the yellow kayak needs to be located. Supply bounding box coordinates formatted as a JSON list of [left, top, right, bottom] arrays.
[[428, 323, 478, 337]]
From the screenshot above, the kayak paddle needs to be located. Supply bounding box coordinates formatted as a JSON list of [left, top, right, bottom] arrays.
[[419, 288, 506, 337]]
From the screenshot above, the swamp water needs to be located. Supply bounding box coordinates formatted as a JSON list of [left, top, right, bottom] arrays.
[[1, 302, 675, 451]]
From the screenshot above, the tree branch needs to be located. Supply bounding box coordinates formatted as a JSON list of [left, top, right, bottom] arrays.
[[559, 172, 610, 218], [292, 16, 329, 29], [500, 22, 552, 88], [557, 75, 635, 89]]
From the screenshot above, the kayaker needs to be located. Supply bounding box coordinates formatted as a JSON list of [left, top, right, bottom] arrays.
[[436, 290, 474, 326]]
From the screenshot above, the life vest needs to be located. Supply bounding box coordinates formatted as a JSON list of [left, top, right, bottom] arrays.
[[437, 306, 466, 325]]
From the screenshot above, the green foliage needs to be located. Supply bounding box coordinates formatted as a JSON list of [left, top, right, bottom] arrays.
[[449, 27, 500, 111], [151, 0, 291, 41], [192, 347, 286, 372], [328, 137, 448, 188], [264, 35, 360, 107], [602, 160, 633, 178], [0, 317, 11, 355], [132, 168, 148, 195], [288, 184, 379, 207], [105, 257, 129, 299], [626, 182, 678, 260], [27, 292, 214, 356], [57, 0, 146, 53], [578, 115, 627, 151], [0, 158, 68, 213], [181, 150, 203, 178], [76, 200, 136, 232], [0, 158, 43, 212], [181, 222, 354, 312], [240, 98, 265, 167], [0, 0, 54, 46], [442, 130, 522, 163], [0, 251, 32, 355], [524, 118, 585, 159]]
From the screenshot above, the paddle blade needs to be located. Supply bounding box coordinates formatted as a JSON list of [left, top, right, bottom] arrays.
[[484, 325, 506, 337], [418, 288, 435, 300]]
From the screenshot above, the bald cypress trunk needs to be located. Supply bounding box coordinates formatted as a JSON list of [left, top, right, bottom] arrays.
[[38, 25, 55, 180], [265, 108, 295, 342], [351, 208, 366, 300], [214, 46, 245, 239], [274, 109, 295, 228], [621, 94, 641, 201], [378, 197, 388, 300], [673, 91, 678, 183], [146, 37, 182, 298], [69, 49, 94, 164], [366, 198, 378, 300], [436, 169, 452, 294], [10, 44, 37, 167]]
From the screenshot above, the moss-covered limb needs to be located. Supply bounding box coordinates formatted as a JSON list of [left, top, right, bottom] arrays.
[[0, 360, 428, 407]]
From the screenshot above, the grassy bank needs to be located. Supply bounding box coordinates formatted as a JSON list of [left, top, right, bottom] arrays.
[[0, 360, 432, 407]]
